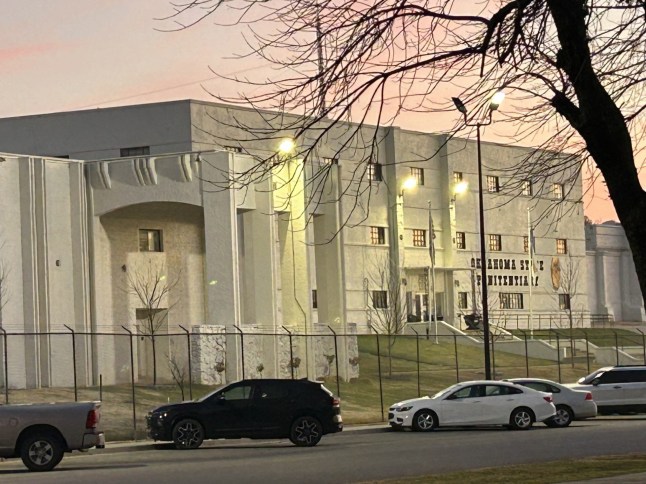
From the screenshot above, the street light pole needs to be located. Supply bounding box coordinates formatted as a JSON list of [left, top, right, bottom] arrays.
[[475, 123, 492, 380], [452, 91, 504, 380]]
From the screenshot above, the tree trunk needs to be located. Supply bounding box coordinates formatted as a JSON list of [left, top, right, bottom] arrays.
[[547, 1, 646, 309]]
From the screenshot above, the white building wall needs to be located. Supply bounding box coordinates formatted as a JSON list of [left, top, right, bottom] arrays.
[[586, 222, 645, 322]]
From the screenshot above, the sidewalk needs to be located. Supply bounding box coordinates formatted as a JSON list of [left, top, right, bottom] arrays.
[[91, 422, 389, 455]]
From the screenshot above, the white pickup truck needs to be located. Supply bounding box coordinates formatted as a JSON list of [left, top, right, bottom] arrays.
[[0, 401, 104, 471]]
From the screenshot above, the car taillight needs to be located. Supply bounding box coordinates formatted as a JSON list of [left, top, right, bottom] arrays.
[[86, 409, 100, 429], [543, 396, 553, 403], [332, 397, 340, 407], [585, 392, 593, 401]]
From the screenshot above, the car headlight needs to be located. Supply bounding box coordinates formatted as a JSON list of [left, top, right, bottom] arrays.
[[397, 406, 413, 412]]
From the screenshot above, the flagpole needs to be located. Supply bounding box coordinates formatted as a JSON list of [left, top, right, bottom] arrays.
[[428, 200, 438, 343], [528, 207, 534, 338]]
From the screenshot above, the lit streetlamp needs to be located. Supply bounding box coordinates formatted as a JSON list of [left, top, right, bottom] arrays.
[[278, 137, 296, 155], [452, 90, 504, 380]]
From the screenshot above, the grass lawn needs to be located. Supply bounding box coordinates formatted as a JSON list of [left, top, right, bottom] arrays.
[[510, 328, 645, 349], [372, 454, 646, 483]]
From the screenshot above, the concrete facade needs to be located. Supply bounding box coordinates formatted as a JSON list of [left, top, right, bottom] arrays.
[[0, 100, 590, 388], [586, 221, 646, 322]]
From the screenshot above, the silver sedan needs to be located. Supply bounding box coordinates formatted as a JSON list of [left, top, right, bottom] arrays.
[[507, 378, 597, 427]]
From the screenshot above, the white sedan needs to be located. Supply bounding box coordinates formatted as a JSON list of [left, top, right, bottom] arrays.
[[507, 378, 597, 427], [389, 380, 555, 431]]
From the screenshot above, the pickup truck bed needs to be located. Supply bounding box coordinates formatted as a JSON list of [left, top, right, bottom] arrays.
[[0, 401, 104, 471]]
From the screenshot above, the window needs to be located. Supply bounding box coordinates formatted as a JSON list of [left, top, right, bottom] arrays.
[[486, 175, 500, 193], [120, 146, 150, 157], [553, 183, 564, 200], [559, 294, 571, 310], [410, 167, 424, 186], [456, 232, 466, 250], [412, 229, 426, 247], [457, 292, 468, 309], [453, 172, 463, 183], [523, 236, 529, 254], [556, 239, 568, 254], [522, 180, 533, 196], [224, 146, 242, 153], [219, 384, 253, 401], [139, 229, 163, 252], [322, 157, 339, 165], [488, 234, 502, 251], [370, 226, 386, 245], [372, 290, 388, 309], [500, 293, 524, 309], [256, 382, 290, 399], [368, 162, 382, 182], [312, 289, 318, 309]]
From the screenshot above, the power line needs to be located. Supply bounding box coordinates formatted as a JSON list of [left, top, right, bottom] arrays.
[[70, 65, 259, 110]]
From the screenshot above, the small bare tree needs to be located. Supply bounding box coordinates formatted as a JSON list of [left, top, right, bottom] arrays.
[[124, 261, 181, 386], [167, 344, 187, 400], [367, 255, 407, 377], [554, 254, 582, 366]]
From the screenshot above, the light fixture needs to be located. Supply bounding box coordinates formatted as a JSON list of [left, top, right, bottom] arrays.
[[489, 91, 505, 111], [401, 176, 418, 195], [452, 97, 467, 114], [278, 138, 296, 155], [454, 180, 469, 196]]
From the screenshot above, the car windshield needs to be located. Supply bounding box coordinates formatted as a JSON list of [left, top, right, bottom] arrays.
[[197, 385, 227, 402], [578, 370, 604, 384], [430, 383, 461, 399]]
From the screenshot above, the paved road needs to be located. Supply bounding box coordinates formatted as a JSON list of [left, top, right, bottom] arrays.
[[1, 418, 645, 483]]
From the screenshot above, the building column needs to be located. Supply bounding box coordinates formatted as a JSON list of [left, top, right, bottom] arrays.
[[201, 152, 242, 381]]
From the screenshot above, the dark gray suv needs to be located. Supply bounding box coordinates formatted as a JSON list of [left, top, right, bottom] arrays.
[[147, 379, 342, 449], [567, 366, 646, 415]]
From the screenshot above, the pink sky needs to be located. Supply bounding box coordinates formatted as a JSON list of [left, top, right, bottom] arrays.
[[1, 0, 641, 222]]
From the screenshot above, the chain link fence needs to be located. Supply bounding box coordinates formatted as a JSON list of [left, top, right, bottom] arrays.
[[0, 325, 644, 440]]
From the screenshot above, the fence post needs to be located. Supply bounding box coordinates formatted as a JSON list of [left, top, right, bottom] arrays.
[[327, 326, 341, 398], [234, 325, 245, 379], [613, 330, 619, 366], [121, 326, 137, 441], [0, 327, 8, 404], [491, 332, 496, 378], [636, 329, 646, 365], [282, 326, 294, 380], [179, 325, 193, 400], [453, 333, 460, 383], [522, 330, 529, 377], [582, 329, 591, 375], [63, 325, 78, 402], [555, 332, 562, 383], [369, 325, 385, 422], [411, 328, 421, 397]]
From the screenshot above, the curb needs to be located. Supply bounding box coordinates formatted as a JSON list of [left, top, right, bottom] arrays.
[[88, 423, 390, 455]]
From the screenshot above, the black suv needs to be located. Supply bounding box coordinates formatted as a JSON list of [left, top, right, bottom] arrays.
[[147, 379, 342, 449]]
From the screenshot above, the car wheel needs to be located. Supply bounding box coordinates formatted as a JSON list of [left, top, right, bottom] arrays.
[[412, 409, 437, 432], [510, 407, 534, 430], [289, 416, 323, 447], [20, 431, 65, 472], [545, 405, 573, 428], [172, 418, 205, 450]]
